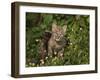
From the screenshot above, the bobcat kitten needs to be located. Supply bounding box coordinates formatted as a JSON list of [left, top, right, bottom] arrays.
[[48, 22, 67, 57]]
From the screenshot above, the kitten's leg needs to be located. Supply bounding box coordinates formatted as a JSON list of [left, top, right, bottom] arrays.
[[58, 48, 64, 58], [48, 46, 53, 58]]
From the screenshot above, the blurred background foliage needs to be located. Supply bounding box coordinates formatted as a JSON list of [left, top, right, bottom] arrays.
[[26, 12, 89, 67]]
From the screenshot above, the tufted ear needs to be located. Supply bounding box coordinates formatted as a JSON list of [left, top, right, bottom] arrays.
[[63, 25, 67, 33], [52, 22, 57, 32]]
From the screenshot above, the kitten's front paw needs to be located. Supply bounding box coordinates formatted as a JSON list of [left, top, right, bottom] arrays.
[[54, 52, 57, 55]]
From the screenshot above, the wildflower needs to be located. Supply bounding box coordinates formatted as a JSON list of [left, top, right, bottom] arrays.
[[70, 42, 72, 45], [36, 39, 39, 42], [40, 59, 44, 64], [80, 28, 82, 30], [45, 56, 48, 60]]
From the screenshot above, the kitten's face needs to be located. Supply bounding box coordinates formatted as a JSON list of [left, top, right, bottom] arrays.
[[52, 23, 67, 41], [52, 27, 64, 41]]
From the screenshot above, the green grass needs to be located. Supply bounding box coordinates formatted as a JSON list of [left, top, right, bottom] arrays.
[[26, 13, 89, 67]]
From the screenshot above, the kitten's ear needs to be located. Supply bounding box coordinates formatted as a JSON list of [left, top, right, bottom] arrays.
[[52, 22, 57, 32], [63, 25, 67, 33]]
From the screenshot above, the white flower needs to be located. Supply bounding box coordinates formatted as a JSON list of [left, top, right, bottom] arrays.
[[70, 43, 72, 45], [40, 59, 44, 64], [45, 57, 48, 60], [80, 28, 82, 30], [36, 39, 39, 42]]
